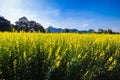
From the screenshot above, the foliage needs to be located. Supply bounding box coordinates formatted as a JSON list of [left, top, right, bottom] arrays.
[[0, 33, 120, 80], [15, 17, 45, 32], [65, 28, 69, 33], [0, 16, 120, 34], [0, 16, 10, 31]]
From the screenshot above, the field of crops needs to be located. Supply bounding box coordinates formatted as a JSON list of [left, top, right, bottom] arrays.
[[0, 32, 120, 80]]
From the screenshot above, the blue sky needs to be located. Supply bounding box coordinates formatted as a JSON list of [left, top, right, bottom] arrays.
[[0, 0, 120, 31]]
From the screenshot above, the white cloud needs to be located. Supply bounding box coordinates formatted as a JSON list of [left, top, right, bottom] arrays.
[[0, 0, 60, 28], [81, 24, 89, 28], [110, 27, 120, 32], [0, 0, 120, 32], [0, 0, 22, 22]]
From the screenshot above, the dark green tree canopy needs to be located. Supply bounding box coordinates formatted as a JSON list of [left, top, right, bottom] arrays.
[[15, 17, 45, 32], [88, 29, 95, 33], [15, 17, 29, 32], [0, 16, 10, 31], [29, 21, 45, 32], [65, 28, 69, 33]]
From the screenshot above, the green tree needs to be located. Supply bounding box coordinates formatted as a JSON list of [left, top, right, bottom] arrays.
[[98, 29, 107, 33], [15, 17, 29, 32], [15, 17, 45, 32], [0, 16, 10, 31], [107, 29, 112, 34], [88, 29, 95, 33], [29, 21, 45, 32], [65, 28, 69, 33]]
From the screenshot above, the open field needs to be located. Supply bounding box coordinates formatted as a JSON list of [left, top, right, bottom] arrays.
[[0, 32, 120, 80]]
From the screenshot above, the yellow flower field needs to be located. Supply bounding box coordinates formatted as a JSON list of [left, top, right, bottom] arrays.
[[0, 32, 120, 80]]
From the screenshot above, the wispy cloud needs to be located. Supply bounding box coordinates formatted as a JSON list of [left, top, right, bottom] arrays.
[[0, 0, 60, 28], [0, 0, 120, 31], [81, 24, 89, 28], [0, 0, 22, 22]]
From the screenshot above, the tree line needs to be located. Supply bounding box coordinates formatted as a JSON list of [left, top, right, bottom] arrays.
[[0, 16, 45, 32], [0, 16, 119, 34]]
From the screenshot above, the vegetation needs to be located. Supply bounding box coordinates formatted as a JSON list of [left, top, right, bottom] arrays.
[[0, 16, 10, 31], [0, 16, 45, 32], [15, 17, 45, 32], [0, 32, 120, 80], [0, 16, 120, 34]]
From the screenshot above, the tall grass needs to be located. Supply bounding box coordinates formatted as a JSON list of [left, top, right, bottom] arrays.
[[0, 32, 120, 80]]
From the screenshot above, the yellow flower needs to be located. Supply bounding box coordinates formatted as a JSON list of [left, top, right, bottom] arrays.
[[23, 51, 27, 60], [13, 59, 17, 74], [108, 57, 113, 62], [56, 61, 60, 67]]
